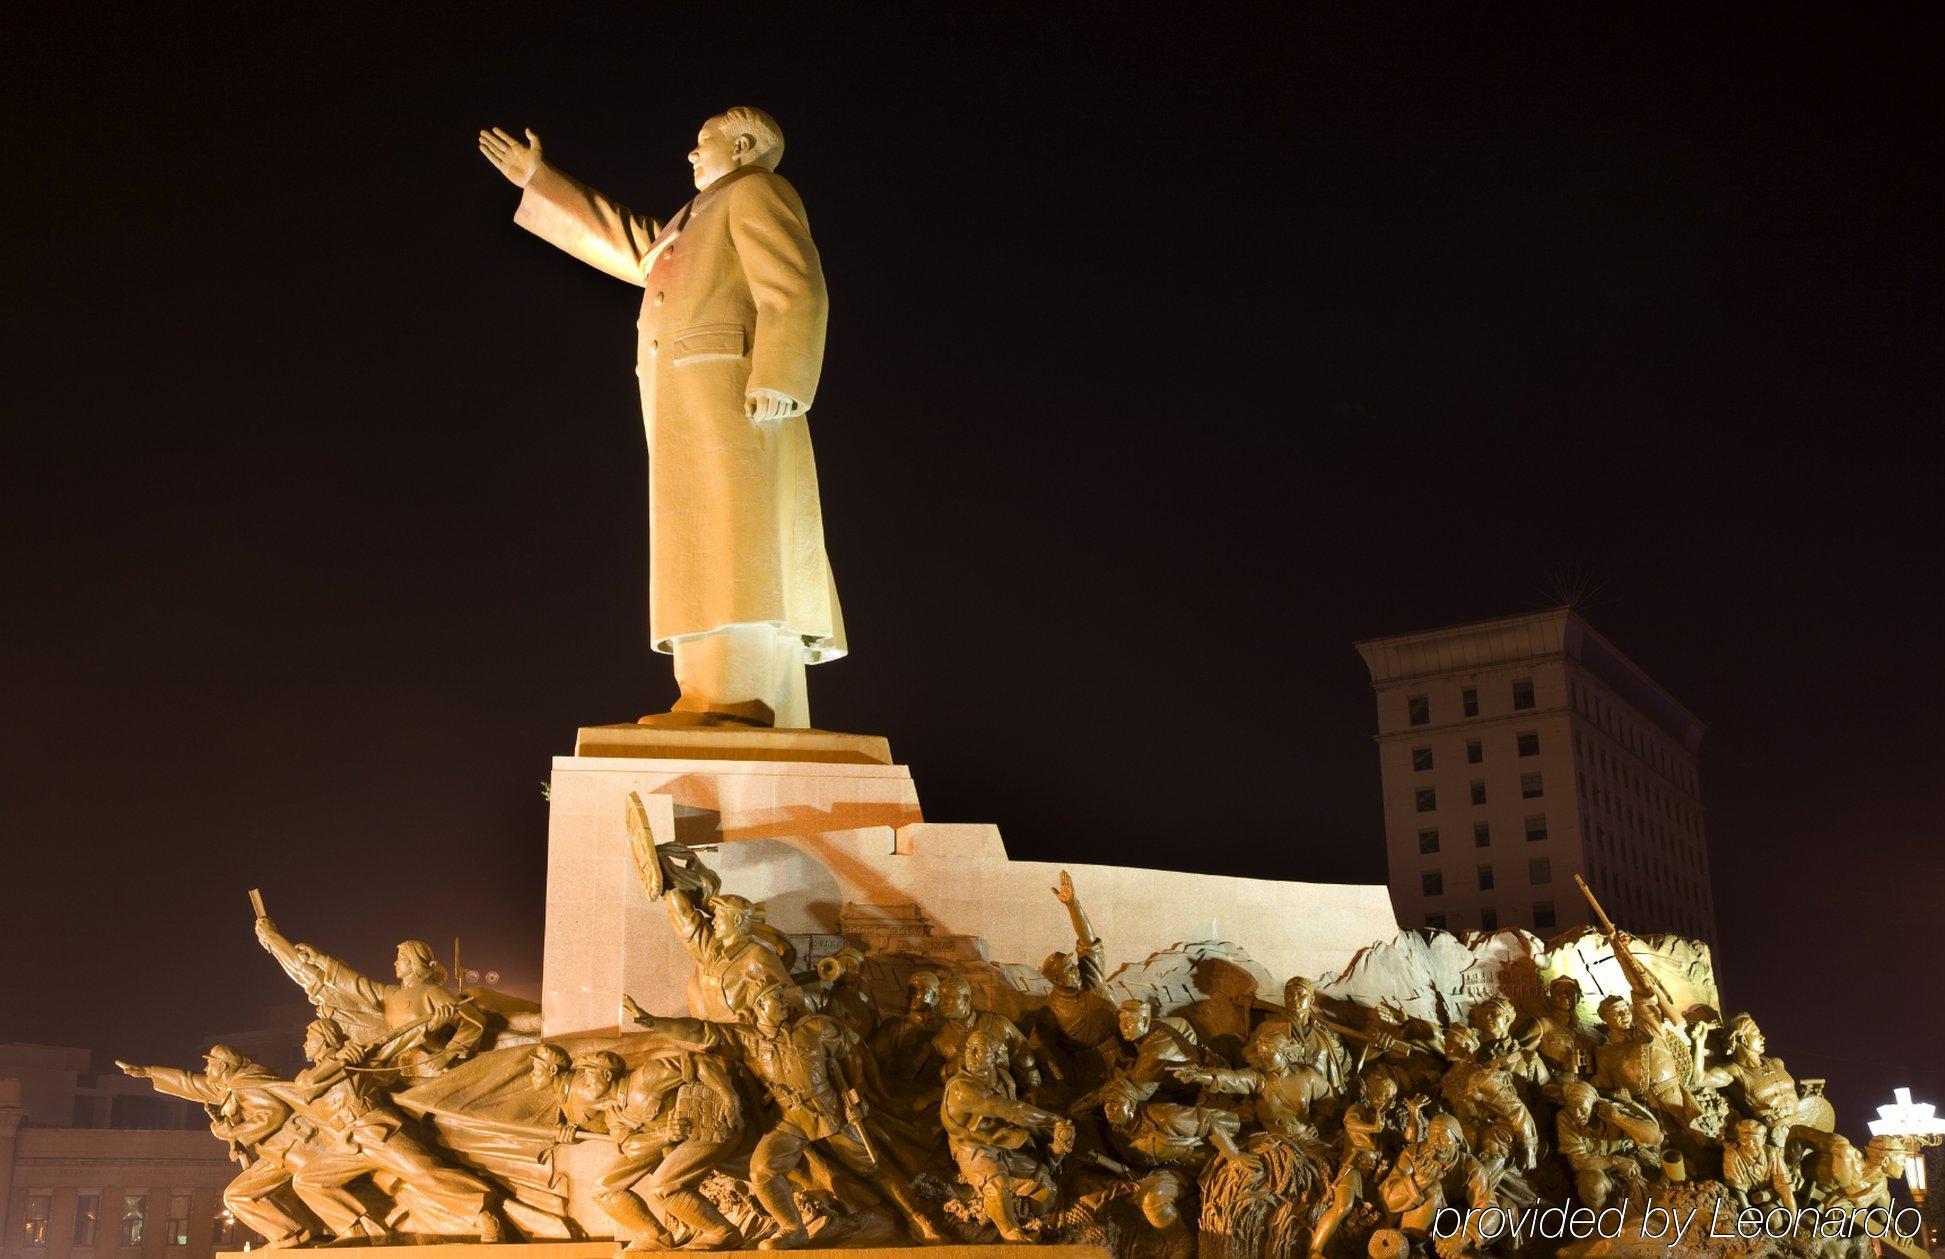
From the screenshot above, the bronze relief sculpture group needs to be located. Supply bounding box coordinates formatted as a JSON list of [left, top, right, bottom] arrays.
[[121, 841, 1928, 1258]]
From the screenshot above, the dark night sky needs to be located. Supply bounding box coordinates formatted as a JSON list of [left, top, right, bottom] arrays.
[[2, 5, 1938, 1131]]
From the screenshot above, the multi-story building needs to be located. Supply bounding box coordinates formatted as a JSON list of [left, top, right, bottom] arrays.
[[1354, 607, 1717, 943], [0, 1050, 238, 1259]]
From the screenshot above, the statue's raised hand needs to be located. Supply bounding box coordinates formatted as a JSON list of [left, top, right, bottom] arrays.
[[478, 127, 542, 188], [1052, 870, 1076, 905]]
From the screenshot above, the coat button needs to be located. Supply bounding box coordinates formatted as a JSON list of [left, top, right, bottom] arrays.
[[654, 291, 665, 306], [649, 339, 659, 353]]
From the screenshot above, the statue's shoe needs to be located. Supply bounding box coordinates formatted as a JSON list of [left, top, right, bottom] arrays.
[[637, 708, 772, 730], [756, 1229, 813, 1251]]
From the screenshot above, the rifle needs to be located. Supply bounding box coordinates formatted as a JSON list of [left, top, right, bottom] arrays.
[[1574, 875, 1685, 1030]]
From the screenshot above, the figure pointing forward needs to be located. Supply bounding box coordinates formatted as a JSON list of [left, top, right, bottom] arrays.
[[480, 109, 844, 728]]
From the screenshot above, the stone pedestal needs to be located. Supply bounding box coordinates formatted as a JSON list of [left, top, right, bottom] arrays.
[[542, 727, 1399, 1034]]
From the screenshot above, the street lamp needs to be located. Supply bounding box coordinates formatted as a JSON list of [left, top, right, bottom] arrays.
[[1866, 1087, 1945, 1205]]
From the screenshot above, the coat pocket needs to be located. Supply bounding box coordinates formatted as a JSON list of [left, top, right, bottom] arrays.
[[671, 323, 748, 366]]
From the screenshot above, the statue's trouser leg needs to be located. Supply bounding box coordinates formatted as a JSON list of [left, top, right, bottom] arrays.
[[671, 623, 810, 728], [646, 1138, 740, 1245], [596, 1137, 673, 1247], [1310, 1161, 1363, 1256], [1575, 1169, 1611, 1211], [821, 1123, 941, 1242], [355, 1130, 497, 1237], [222, 1159, 306, 1244], [285, 1144, 384, 1237], [750, 1122, 812, 1237]]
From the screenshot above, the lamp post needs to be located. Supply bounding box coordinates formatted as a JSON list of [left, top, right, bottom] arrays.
[[1866, 1086, 1944, 1254]]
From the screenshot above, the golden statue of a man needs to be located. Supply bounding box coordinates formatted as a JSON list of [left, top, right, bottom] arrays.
[[479, 108, 843, 728]]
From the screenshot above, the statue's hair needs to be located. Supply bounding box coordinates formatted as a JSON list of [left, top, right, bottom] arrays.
[[1117, 997, 1153, 1017], [906, 969, 940, 998], [938, 972, 973, 997], [1426, 1112, 1467, 1150], [205, 1043, 245, 1068], [1727, 1011, 1763, 1050], [1560, 1079, 1598, 1109], [531, 1043, 570, 1070], [1598, 994, 1631, 1021], [718, 106, 784, 171], [962, 1027, 1004, 1066], [1548, 974, 1583, 1000], [1443, 1024, 1481, 1054], [397, 939, 448, 984], [1040, 951, 1073, 985], [306, 1018, 347, 1051]]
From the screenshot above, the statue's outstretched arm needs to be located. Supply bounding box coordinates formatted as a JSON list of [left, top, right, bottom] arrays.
[[492, 129, 663, 287], [118, 1063, 219, 1105], [1051, 870, 1105, 985]]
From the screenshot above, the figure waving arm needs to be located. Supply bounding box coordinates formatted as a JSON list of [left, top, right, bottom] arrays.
[[1052, 871, 1106, 988], [482, 125, 663, 286]]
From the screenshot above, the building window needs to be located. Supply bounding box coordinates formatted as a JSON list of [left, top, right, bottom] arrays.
[[1479, 905, 1499, 930], [1425, 912, 1446, 930], [210, 1213, 237, 1249], [1421, 870, 1443, 897], [167, 1194, 192, 1247], [1411, 746, 1434, 772], [1462, 687, 1479, 717], [1414, 788, 1437, 813], [1407, 695, 1430, 726], [120, 1195, 147, 1248], [1465, 739, 1482, 764], [1472, 821, 1491, 848], [1521, 772, 1544, 798], [1477, 863, 1495, 891], [1469, 780, 1486, 806], [1529, 857, 1552, 885], [1512, 677, 1535, 710], [1532, 900, 1557, 929], [74, 1195, 100, 1250], [1525, 814, 1548, 842], [1517, 731, 1539, 757], [1417, 829, 1440, 854], [24, 1193, 52, 1248]]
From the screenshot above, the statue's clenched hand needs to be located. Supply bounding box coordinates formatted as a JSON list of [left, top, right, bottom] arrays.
[[478, 127, 542, 188], [744, 389, 803, 424]]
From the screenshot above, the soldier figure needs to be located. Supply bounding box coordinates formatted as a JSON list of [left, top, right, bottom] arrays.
[[664, 881, 794, 1021], [940, 1029, 1074, 1242], [1695, 1012, 1810, 1147], [1265, 977, 1354, 1096], [1555, 1080, 1662, 1211], [929, 973, 1039, 1094], [1038, 871, 1120, 1076], [1518, 975, 1598, 1079], [627, 985, 945, 1247], [1173, 1023, 1331, 1138]]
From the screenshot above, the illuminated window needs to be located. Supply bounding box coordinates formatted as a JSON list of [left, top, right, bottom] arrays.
[[1479, 906, 1499, 930], [1477, 863, 1494, 891], [1411, 746, 1433, 772], [210, 1213, 237, 1249], [1462, 687, 1479, 717], [1421, 870, 1443, 897], [120, 1195, 147, 1248], [1525, 814, 1548, 842], [23, 1193, 51, 1248], [1417, 829, 1440, 854], [1512, 678, 1535, 710], [1415, 788, 1437, 813], [1529, 857, 1552, 885], [74, 1195, 100, 1249], [1521, 772, 1544, 799], [1407, 695, 1430, 726], [1469, 780, 1486, 806], [1517, 732, 1539, 757], [168, 1194, 191, 1246], [1532, 900, 1556, 929]]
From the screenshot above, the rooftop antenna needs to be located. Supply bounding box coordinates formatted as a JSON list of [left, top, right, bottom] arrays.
[[1533, 562, 1613, 614]]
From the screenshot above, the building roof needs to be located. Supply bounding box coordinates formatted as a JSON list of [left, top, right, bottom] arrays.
[[1353, 606, 1706, 748]]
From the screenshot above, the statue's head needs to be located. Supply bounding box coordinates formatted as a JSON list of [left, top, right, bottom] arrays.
[[937, 974, 974, 1021], [1477, 1125, 1514, 1164], [1443, 1023, 1481, 1059], [1040, 950, 1081, 991], [303, 1017, 347, 1064], [1425, 1112, 1465, 1156], [394, 939, 446, 985], [689, 107, 785, 191], [1561, 1079, 1599, 1122], [706, 894, 757, 943], [906, 969, 941, 1014], [529, 1043, 570, 1090], [1283, 976, 1318, 1022], [1243, 1027, 1294, 1076], [1728, 1012, 1766, 1059], [1469, 996, 1515, 1040], [962, 1027, 1005, 1076], [1731, 1118, 1766, 1151], [1864, 1135, 1911, 1177], [203, 1044, 247, 1080], [571, 1050, 624, 1097], [1117, 998, 1154, 1044], [1358, 1066, 1399, 1110], [1598, 995, 1633, 1034], [1547, 975, 1583, 1014], [748, 984, 799, 1035], [1100, 1077, 1143, 1129]]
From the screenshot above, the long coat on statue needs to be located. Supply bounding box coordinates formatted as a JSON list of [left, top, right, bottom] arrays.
[[514, 161, 845, 661]]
